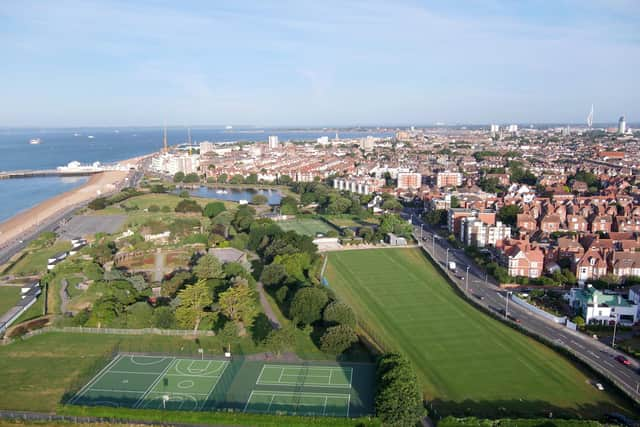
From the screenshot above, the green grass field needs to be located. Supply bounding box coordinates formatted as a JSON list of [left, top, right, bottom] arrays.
[[325, 248, 633, 418], [278, 218, 334, 237], [5, 241, 71, 276], [0, 286, 21, 316]]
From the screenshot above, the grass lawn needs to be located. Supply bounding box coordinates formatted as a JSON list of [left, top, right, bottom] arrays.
[[0, 331, 329, 413], [0, 286, 21, 316], [5, 241, 72, 277], [321, 216, 379, 229], [278, 218, 334, 237], [325, 248, 634, 418]]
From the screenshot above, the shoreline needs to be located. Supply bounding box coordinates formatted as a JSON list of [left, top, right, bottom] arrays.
[[0, 154, 150, 250]]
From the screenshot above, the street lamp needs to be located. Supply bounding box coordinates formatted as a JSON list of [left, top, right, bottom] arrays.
[[612, 313, 619, 348], [446, 248, 450, 267], [432, 234, 436, 254], [465, 266, 470, 293]]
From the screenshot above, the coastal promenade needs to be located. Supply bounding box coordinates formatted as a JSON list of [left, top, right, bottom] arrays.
[[0, 157, 148, 265], [0, 170, 101, 180]]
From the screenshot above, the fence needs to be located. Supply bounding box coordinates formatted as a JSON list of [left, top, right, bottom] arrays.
[[510, 294, 567, 324], [1, 325, 215, 345]]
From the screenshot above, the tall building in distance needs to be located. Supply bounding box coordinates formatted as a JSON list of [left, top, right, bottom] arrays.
[[268, 135, 279, 150], [396, 172, 422, 190], [162, 126, 168, 153], [618, 115, 627, 135], [587, 104, 594, 128], [490, 124, 500, 135]]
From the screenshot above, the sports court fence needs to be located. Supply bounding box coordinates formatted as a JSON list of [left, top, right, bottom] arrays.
[[1, 325, 215, 345]]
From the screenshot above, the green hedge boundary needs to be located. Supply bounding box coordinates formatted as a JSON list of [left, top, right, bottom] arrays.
[[57, 405, 381, 427]]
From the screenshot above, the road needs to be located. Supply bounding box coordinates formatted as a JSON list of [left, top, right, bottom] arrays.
[[403, 208, 640, 404], [0, 169, 142, 266]]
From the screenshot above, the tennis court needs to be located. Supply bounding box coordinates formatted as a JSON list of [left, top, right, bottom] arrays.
[[70, 354, 376, 418], [256, 364, 352, 388], [70, 355, 228, 411], [244, 390, 351, 417]]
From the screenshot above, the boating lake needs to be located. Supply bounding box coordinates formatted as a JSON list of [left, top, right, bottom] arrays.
[[184, 186, 283, 205]]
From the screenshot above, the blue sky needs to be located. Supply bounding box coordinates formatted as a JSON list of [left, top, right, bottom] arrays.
[[0, 0, 638, 126]]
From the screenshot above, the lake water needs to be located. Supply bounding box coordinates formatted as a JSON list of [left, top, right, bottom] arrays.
[[0, 176, 88, 223], [185, 186, 282, 205]]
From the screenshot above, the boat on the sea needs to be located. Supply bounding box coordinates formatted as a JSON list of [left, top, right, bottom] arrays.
[[73, 132, 80, 136], [87, 135, 95, 139], [29, 138, 41, 145], [215, 189, 229, 194]]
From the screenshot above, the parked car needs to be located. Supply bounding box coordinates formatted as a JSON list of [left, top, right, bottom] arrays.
[[615, 355, 632, 366], [595, 383, 604, 391]]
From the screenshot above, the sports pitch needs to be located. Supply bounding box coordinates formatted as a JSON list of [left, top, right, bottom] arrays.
[[70, 354, 374, 418], [277, 218, 334, 237], [325, 248, 631, 417]]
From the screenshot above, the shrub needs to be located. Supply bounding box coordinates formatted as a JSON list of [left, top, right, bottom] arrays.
[[289, 286, 328, 325], [323, 301, 356, 327], [320, 324, 358, 355]]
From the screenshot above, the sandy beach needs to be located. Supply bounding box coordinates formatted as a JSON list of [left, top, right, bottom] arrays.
[[0, 169, 131, 248]]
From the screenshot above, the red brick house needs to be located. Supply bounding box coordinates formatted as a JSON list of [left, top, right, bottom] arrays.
[[590, 215, 612, 233], [566, 215, 588, 232], [540, 214, 561, 233], [503, 241, 544, 278]]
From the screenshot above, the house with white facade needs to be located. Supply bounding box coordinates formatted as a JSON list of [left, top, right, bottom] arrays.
[[569, 285, 638, 326]]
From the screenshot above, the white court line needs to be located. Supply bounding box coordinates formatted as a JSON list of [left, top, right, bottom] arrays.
[[134, 358, 176, 408], [277, 367, 285, 383], [70, 354, 122, 404], [128, 356, 172, 366], [266, 394, 276, 413], [108, 370, 160, 376], [346, 394, 351, 417], [348, 368, 353, 388], [88, 388, 147, 394], [200, 361, 230, 410], [255, 365, 267, 384], [243, 390, 256, 412], [322, 396, 328, 416], [328, 369, 333, 386]]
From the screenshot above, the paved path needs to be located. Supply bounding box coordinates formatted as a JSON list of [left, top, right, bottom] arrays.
[[153, 249, 165, 282], [256, 281, 280, 329], [59, 279, 69, 314]]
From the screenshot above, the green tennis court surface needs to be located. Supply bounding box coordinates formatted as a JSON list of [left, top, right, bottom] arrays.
[[257, 365, 352, 388], [70, 354, 375, 418], [244, 391, 351, 417]]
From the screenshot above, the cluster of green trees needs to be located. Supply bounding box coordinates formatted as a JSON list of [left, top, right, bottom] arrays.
[[173, 172, 200, 183], [375, 353, 424, 427], [292, 181, 374, 217], [508, 161, 537, 186], [253, 219, 359, 355], [88, 187, 142, 210]]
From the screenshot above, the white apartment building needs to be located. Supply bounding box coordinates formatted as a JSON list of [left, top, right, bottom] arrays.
[[151, 153, 200, 175], [460, 218, 511, 248], [436, 171, 462, 188], [268, 135, 280, 150], [570, 285, 637, 326], [397, 172, 422, 190]]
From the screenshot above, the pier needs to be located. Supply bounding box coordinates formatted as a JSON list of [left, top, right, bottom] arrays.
[[0, 170, 102, 180]]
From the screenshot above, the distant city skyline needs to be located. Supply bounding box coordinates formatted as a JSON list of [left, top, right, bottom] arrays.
[[0, 0, 638, 127]]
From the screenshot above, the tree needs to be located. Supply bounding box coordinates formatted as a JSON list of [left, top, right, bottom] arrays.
[[245, 173, 258, 184], [88, 197, 108, 210], [161, 271, 194, 298], [175, 280, 213, 330], [423, 209, 447, 227], [450, 195, 460, 209], [173, 171, 185, 183], [323, 301, 356, 327], [204, 201, 226, 218], [382, 198, 402, 212], [183, 173, 200, 183], [251, 194, 268, 205], [320, 325, 358, 355], [179, 190, 190, 198], [497, 204, 521, 227], [264, 326, 295, 356], [260, 263, 287, 287], [572, 315, 585, 328], [218, 277, 259, 334], [125, 302, 154, 328], [375, 353, 424, 427], [193, 254, 224, 281], [175, 199, 202, 213], [273, 252, 311, 284], [217, 173, 228, 183], [278, 174, 292, 185], [289, 287, 328, 325], [280, 196, 298, 215], [152, 306, 176, 328], [230, 174, 244, 184]]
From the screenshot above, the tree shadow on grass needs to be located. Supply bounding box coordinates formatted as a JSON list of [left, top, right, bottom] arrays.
[[428, 397, 639, 420]]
